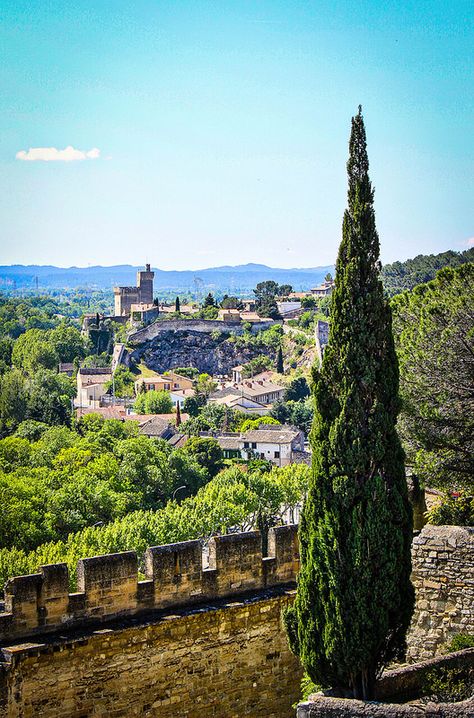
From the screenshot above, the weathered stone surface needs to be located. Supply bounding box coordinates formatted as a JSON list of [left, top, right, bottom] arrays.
[[407, 525, 474, 660], [0, 590, 302, 718], [129, 329, 277, 374]]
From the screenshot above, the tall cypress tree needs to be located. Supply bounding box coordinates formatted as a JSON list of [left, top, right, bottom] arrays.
[[284, 107, 414, 700], [276, 345, 284, 374]]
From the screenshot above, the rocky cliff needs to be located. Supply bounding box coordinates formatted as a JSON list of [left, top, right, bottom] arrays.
[[129, 329, 275, 374]]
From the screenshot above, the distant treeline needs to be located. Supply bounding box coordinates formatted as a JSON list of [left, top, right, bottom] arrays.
[[381, 247, 474, 295]]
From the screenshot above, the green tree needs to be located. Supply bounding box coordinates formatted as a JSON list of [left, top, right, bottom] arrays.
[[276, 346, 284, 374], [175, 296, 180, 313], [241, 355, 272, 378], [194, 373, 217, 398], [278, 284, 293, 297], [391, 263, 474, 490], [284, 108, 414, 700], [144, 390, 173, 414], [183, 437, 224, 478], [253, 281, 281, 319], [0, 369, 28, 435], [203, 292, 215, 307], [104, 365, 135, 398], [284, 376, 309, 402], [12, 329, 58, 374]]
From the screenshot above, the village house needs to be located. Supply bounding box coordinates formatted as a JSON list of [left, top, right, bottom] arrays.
[[240, 426, 305, 466], [213, 425, 306, 466], [310, 279, 335, 297], [134, 370, 194, 396], [209, 373, 285, 414], [208, 389, 272, 415], [76, 367, 113, 409]]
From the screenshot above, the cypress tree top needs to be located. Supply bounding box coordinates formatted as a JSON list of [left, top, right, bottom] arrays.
[[284, 107, 414, 700]]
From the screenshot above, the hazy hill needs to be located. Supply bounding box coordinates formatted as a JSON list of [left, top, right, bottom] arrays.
[[0, 263, 334, 294], [381, 248, 474, 295]]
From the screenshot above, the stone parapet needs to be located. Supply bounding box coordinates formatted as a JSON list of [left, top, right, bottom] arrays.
[[0, 525, 298, 644], [407, 525, 474, 660]]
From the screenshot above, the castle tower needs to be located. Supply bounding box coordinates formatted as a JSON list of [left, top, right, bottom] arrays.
[[137, 263, 154, 305]]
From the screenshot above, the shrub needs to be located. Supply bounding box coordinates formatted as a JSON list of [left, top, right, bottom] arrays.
[[445, 634, 474, 652], [425, 493, 474, 526]]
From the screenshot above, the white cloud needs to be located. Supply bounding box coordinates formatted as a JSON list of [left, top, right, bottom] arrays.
[[16, 146, 101, 162], [466, 237, 474, 248]]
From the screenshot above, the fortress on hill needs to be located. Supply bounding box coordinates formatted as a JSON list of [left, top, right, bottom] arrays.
[[113, 263, 155, 317], [0, 524, 472, 717]]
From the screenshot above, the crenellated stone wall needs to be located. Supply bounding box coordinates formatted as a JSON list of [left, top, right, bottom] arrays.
[[0, 526, 299, 644], [0, 524, 472, 717]]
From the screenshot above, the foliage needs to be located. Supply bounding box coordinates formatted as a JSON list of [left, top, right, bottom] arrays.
[[104, 365, 136, 398], [220, 295, 243, 309], [203, 292, 216, 307], [253, 281, 281, 319], [301, 296, 317, 309], [174, 366, 199, 380], [425, 493, 474, 527], [239, 416, 280, 432], [445, 634, 474, 652], [194, 373, 217, 398], [241, 355, 273, 378], [175, 296, 180, 313], [382, 247, 474, 296], [270, 399, 313, 436], [276, 346, 284, 373], [182, 437, 224, 478], [0, 463, 309, 590], [134, 390, 173, 414], [284, 377, 310, 402], [392, 264, 474, 491], [422, 666, 473, 703], [0, 419, 208, 553], [284, 108, 414, 700]]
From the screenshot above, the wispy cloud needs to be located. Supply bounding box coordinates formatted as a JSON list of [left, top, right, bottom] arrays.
[[16, 146, 100, 162], [465, 237, 474, 248]]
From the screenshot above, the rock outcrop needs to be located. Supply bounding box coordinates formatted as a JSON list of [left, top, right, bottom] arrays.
[[129, 329, 275, 374]]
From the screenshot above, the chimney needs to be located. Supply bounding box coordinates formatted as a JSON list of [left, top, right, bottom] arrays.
[[146, 263, 151, 272]]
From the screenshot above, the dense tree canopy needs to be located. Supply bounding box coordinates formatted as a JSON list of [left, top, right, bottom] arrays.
[[392, 263, 474, 490]]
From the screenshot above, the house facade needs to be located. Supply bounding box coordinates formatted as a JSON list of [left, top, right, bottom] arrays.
[[76, 368, 113, 409]]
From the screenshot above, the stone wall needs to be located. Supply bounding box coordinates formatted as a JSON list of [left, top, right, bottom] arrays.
[[0, 526, 299, 643], [1, 524, 472, 717], [297, 649, 474, 717], [0, 588, 301, 718], [407, 525, 474, 660]]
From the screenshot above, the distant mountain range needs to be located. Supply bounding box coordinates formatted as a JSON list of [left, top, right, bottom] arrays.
[[0, 263, 335, 294]]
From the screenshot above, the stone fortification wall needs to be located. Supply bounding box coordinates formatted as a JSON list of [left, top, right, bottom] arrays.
[[0, 526, 300, 718], [0, 587, 300, 718], [407, 524, 474, 660], [128, 318, 279, 344], [1, 524, 472, 717], [0, 526, 298, 644]]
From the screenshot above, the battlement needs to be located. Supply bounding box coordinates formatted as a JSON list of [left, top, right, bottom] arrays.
[[0, 526, 299, 644]]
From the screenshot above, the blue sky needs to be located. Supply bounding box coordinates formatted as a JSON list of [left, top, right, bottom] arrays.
[[1, 0, 472, 269]]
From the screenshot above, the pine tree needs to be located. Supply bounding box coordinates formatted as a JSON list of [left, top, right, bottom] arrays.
[[276, 346, 284, 374], [284, 107, 414, 700], [175, 296, 180, 313]]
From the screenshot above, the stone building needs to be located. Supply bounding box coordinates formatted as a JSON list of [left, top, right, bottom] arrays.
[[113, 264, 155, 317]]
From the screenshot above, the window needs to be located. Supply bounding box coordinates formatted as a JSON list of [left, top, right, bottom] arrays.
[[252, 442, 257, 449], [274, 451, 280, 459], [243, 441, 249, 448]]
